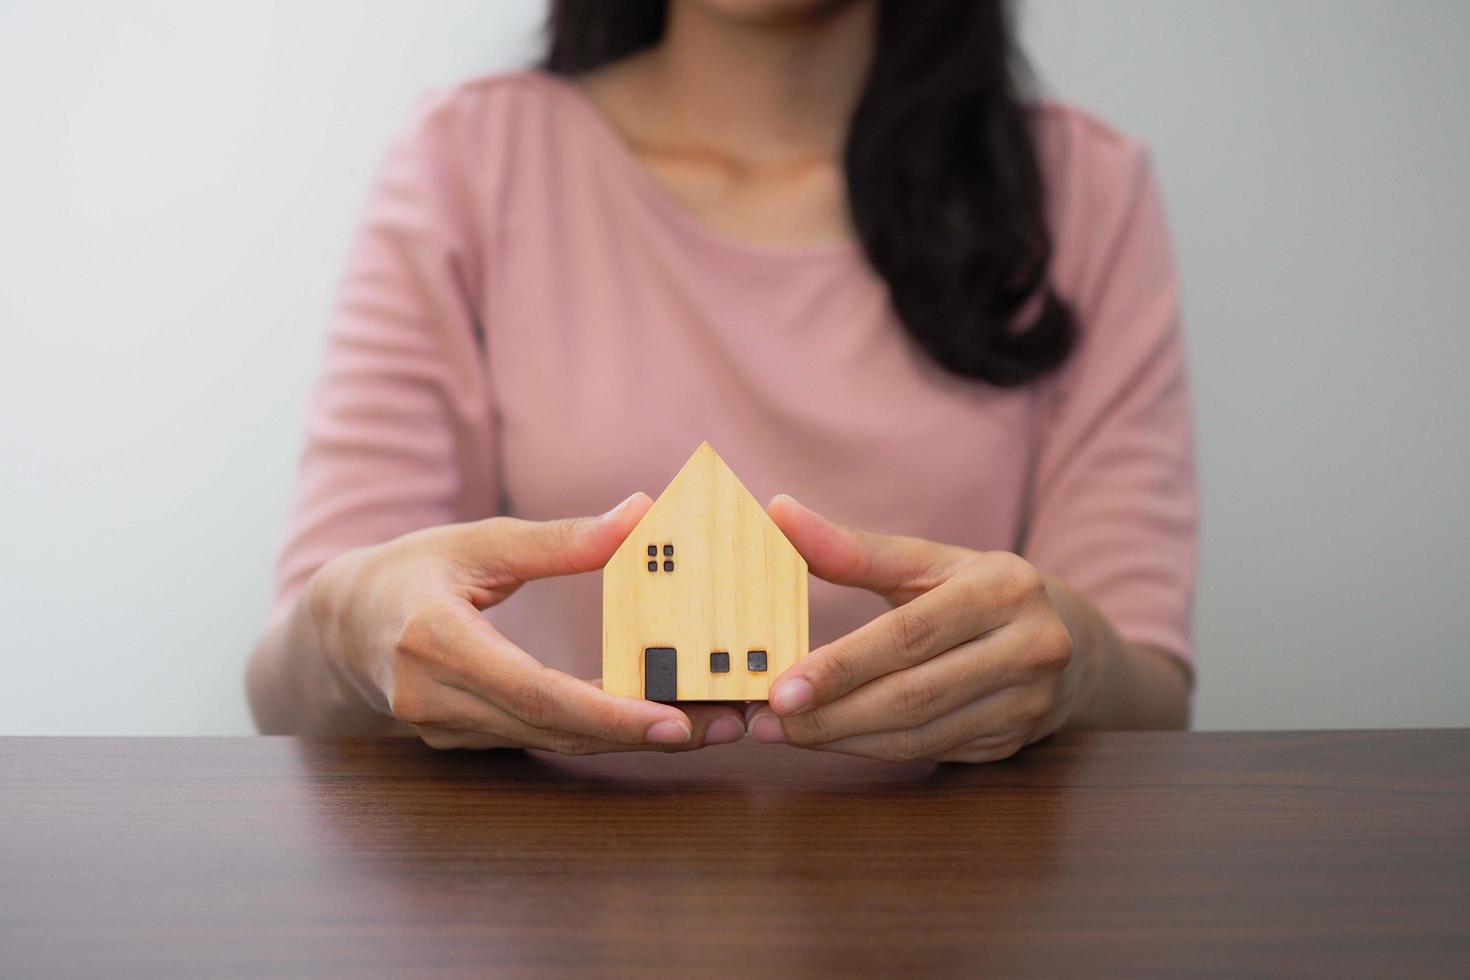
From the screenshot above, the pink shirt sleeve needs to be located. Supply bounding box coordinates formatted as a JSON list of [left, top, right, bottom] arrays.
[[1024, 141, 1199, 669], [268, 92, 498, 626]]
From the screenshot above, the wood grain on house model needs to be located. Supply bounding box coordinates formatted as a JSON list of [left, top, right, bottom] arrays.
[[602, 442, 808, 701]]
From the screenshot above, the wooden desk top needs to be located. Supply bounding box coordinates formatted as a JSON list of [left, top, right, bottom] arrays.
[[3, 731, 1467, 977]]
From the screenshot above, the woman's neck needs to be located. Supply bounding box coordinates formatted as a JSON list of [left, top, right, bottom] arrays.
[[571, 0, 876, 249], [634, 0, 877, 166]]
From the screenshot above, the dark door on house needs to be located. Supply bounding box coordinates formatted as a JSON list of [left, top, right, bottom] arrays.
[[644, 647, 677, 701]]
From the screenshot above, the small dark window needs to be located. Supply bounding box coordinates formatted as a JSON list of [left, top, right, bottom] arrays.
[[663, 559, 674, 572], [647, 560, 658, 572], [663, 544, 674, 556], [647, 544, 657, 557], [747, 650, 768, 672], [710, 651, 730, 673]]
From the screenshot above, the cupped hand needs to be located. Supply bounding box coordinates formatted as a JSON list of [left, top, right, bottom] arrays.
[[747, 495, 1081, 763], [307, 493, 747, 753]]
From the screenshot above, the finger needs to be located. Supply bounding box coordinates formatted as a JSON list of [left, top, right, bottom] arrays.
[[767, 494, 972, 605], [592, 687, 747, 748], [413, 717, 640, 754], [415, 602, 695, 746], [676, 703, 748, 746], [415, 726, 690, 754], [415, 691, 745, 754], [753, 684, 1050, 763], [455, 491, 653, 585], [767, 634, 1020, 743], [934, 736, 1034, 765], [414, 725, 527, 751], [814, 725, 1028, 765], [766, 572, 1012, 716]]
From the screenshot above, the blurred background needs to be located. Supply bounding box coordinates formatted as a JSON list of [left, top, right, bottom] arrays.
[[2, 0, 1466, 735]]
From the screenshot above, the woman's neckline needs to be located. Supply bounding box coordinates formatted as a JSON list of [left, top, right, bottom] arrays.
[[529, 69, 863, 269]]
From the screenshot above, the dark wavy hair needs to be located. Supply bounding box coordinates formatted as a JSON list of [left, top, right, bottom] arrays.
[[543, 0, 1073, 386]]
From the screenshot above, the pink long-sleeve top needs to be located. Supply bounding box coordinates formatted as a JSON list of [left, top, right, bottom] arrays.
[[272, 70, 1198, 673]]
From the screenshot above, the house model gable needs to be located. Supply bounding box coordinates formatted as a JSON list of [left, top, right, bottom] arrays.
[[602, 442, 809, 701]]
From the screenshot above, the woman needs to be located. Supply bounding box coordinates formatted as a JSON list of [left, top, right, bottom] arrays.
[[247, 0, 1196, 762]]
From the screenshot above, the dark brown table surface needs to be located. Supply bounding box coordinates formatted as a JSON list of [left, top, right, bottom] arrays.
[[2, 731, 1468, 978]]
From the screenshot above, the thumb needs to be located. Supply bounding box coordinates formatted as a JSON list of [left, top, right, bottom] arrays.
[[459, 492, 653, 584], [767, 494, 971, 605]]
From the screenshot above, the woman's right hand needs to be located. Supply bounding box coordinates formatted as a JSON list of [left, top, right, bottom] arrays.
[[304, 493, 746, 753]]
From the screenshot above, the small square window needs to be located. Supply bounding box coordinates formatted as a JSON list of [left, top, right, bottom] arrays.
[[663, 560, 674, 572], [747, 650, 767, 672], [710, 651, 730, 673], [647, 560, 658, 572], [647, 544, 657, 557], [663, 544, 674, 556]]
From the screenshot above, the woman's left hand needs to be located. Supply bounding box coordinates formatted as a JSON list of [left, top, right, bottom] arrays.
[[747, 495, 1088, 763]]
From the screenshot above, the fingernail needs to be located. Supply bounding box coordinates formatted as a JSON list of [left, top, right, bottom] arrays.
[[646, 719, 692, 745], [750, 713, 786, 743], [705, 717, 744, 745], [602, 492, 639, 519], [769, 678, 813, 716]]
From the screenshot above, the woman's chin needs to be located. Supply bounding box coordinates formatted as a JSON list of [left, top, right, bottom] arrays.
[[683, 0, 867, 29]]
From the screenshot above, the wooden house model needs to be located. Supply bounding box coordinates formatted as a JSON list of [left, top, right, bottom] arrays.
[[602, 443, 809, 701]]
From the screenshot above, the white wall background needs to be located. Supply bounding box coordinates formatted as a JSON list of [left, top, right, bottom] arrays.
[[1, 1, 1466, 735]]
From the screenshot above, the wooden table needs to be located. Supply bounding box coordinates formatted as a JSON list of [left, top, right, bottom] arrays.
[[2, 732, 1467, 977]]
